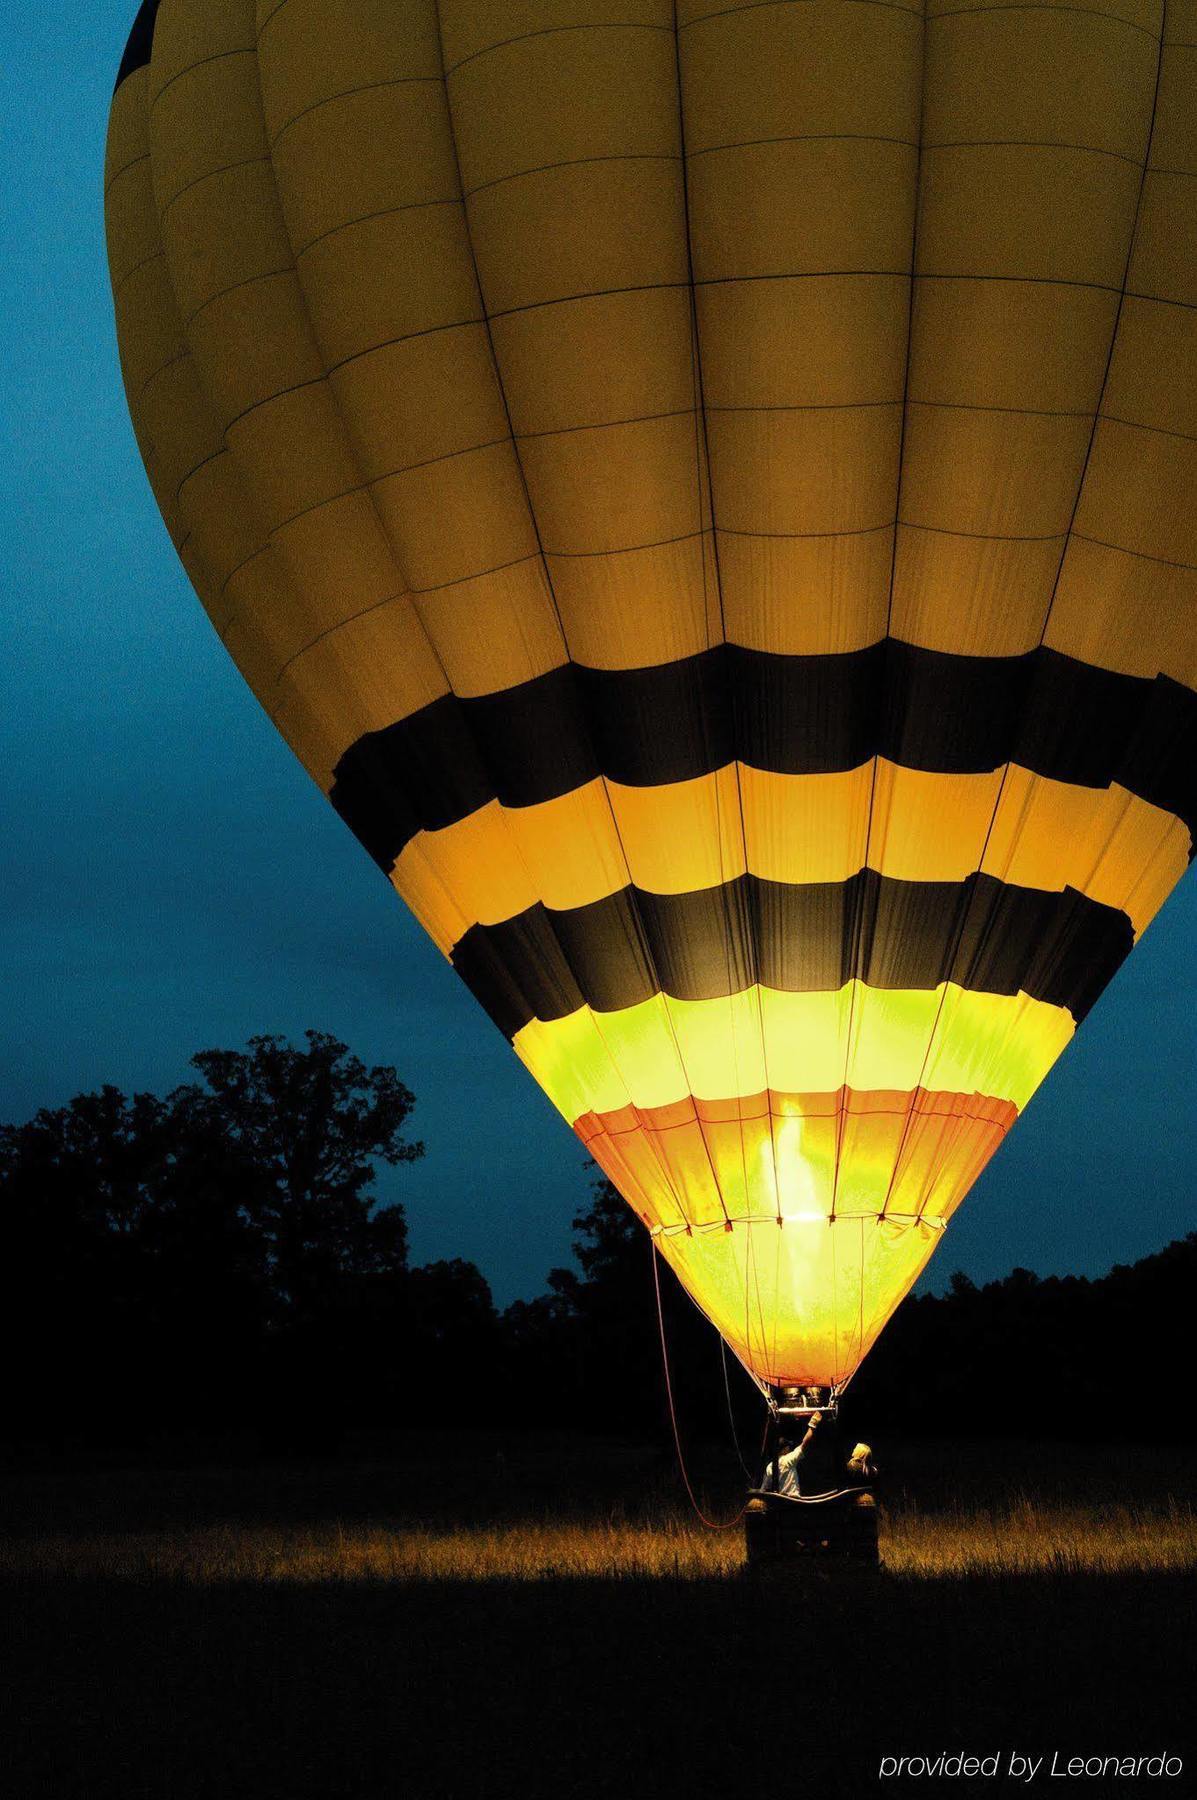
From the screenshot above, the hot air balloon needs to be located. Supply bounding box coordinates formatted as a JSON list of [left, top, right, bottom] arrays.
[[105, 0, 1196, 1416]]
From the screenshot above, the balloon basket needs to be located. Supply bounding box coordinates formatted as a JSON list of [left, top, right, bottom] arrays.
[[743, 1491, 880, 1569]]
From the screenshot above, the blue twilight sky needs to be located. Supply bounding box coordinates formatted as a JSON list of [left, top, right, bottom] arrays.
[[1, 6, 1194, 1307]]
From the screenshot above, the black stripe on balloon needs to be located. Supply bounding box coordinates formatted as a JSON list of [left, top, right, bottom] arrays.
[[115, 0, 162, 91], [449, 870, 1134, 1041], [330, 641, 1197, 874]]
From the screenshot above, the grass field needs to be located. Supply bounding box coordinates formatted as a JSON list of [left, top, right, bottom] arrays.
[[1, 1436, 1193, 1798]]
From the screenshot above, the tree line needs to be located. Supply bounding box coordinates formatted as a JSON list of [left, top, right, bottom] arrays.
[[0, 1032, 1191, 1458]]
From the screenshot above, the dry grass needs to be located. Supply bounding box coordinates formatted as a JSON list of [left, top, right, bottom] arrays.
[[1, 1442, 1194, 1799], [0, 1492, 1193, 1586]]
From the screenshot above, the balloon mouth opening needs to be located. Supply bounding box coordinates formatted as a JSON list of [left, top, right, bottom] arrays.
[[649, 1211, 947, 1238]]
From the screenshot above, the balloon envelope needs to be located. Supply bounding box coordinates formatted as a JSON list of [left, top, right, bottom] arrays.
[[106, 0, 1197, 1389]]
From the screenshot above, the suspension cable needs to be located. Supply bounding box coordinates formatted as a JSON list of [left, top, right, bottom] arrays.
[[652, 1242, 751, 1531]]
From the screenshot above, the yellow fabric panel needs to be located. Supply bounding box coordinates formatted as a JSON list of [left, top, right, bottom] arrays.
[[395, 758, 1187, 953], [105, 45, 300, 670], [1128, 40, 1197, 306], [111, 251, 185, 400], [444, 22, 679, 195], [221, 381, 360, 535], [255, 0, 443, 140], [984, 768, 1191, 937], [222, 545, 302, 671], [514, 982, 1074, 1122], [696, 276, 910, 410], [1165, 0, 1197, 39], [146, 0, 255, 99], [918, 145, 1144, 287], [658, 1214, 944, 1389], [446, 20, 699, 681], [517, 414, 699, 557], [1104, 296, 1197, 440], [678, 1, 922, 151], [1130, 173, 1197, 310], [289, 191, 481, 370], [176, 455, 265, 613], [156, 158, 293, 329], [892, 529, 1064, 659], [266, 494, 408, 667], [687, 139, 917, 285], [104, 66, 150, 193], [135, 344, 224, 507], [1048, 533, 1197, 689], [490, 287, 692, 439], [717, 527, 894, 657], [183, 274, 325, 426], [466, 161, 687, 316], [256, 1, 566, 706], [546, 533, 723, 672], [269, 598, 451, 790], [924, 5, 1158, 163], [438, 0, 673, 73], [1151, 45, 1197, 175], [709, 406, 900, 539], [270, 83, 460, 257], [406, 557, 566, 698], [899, 407, 1090, 541], [148, 53, 265, 213], [1074, 420, 1197, 574], [328, 325, 509, 485], [370, 439, 537, 590], [105, 153, 163, 292], [908, 279, 1119, 413]]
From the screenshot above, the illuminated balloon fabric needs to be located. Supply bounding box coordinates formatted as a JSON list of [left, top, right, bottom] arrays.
[[106, 0, 1197, 1390]]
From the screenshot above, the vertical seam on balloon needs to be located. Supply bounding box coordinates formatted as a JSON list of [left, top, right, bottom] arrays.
[[672, 0, 780, 1257], [430, 0, 712, 1235], [830, 3, 931, 1230], [675, 15, 755, 1239], [894, 0, 1168, 1227]]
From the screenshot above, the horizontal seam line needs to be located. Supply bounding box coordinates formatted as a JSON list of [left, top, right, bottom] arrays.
[[273, 591, 409, 680], [1099, 412, 1197, 445], [268, 76, 443, 151], [690, 132, 918, 157], [104, 151, 150, 194], [112, 248, 166, 295], [294, 195, 461, 259], [149, 46, 256, 109], [137, 349, 188, 404], [899, 521, 1064, 542], [465, 152, 681, 199], [175, 446, 226, 500], [221, 374, 324, 437], [1071, 533, 1197, 572], [256, 0, 293, 41], [445, 21, 673, 77], [924, 138, 1144, 166], [927, 3, 1158, 40], [682, 0, 921, 29], [182, 266, 297, 327], [158, 155, 272, 220]]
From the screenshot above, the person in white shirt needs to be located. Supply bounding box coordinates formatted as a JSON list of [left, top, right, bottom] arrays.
[[759, 1411, 822, 1497]]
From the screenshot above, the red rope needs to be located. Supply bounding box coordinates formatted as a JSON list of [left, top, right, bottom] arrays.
[[652, 1242, 750, 1532]]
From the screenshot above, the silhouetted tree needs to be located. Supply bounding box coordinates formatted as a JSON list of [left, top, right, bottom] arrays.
[[0, 1033, 431, 1450]]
